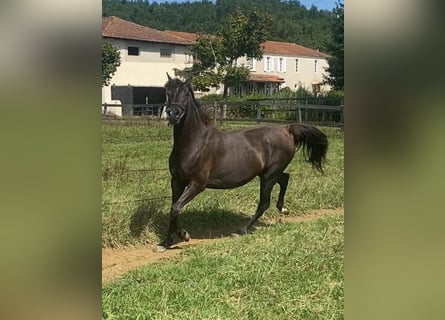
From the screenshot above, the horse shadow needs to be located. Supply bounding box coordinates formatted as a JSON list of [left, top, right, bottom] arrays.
[[129, 202, 264, 242], [128, 201, 167, 239]]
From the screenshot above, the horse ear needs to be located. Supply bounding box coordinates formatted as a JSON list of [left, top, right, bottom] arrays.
[[166, 72, 172, 81]]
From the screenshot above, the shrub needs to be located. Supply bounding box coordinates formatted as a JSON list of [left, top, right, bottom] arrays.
[[325, 90, 344, 106], [199, 93, 223, 102]]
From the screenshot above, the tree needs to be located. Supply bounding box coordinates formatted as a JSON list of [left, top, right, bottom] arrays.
[[102, 0, 335, 52], [323, 1, 344, 90], [102, 41, 121, 87], [176, 7, 271, 99]]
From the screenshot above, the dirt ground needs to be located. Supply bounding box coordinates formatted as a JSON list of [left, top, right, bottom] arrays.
[[102, 208, 343, 284]]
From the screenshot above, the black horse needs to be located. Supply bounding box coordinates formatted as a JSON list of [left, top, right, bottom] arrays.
[[159, 74, 328, 248]]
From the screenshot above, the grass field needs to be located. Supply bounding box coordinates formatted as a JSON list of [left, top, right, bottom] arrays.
[[102, 213, 344, 319], [102, 119, 344, 319], [102, 119, 344, 247]]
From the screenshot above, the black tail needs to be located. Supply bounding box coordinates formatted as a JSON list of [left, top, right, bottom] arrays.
[[287, 123, 328, 173]]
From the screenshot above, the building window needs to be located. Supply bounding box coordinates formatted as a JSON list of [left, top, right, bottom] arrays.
[[295, 59, 299, 73], [314, 59, 318, 73], [264, 56, 273, 72], [184, 53, 193, 64], [312, 83, 321, 94], [278, 57, 286, 73], [160, 48, 172, 58], [247, 58, 256, 71], [128, 46, 139, 56]]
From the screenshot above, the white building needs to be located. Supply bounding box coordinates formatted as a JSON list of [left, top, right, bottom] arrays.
[[102, 16, 331, 116], [236, 40, 330, 95], [102, 16, 195, 116]]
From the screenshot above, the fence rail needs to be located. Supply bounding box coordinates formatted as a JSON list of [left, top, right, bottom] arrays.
[[201, 101, 343, 127], [102, 99, 344, 127]]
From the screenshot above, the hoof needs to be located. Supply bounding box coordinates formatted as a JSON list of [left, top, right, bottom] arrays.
[[180, 229, 191, 242], [154, 245, 167, 253], [159, 238, 174, 248], [231, 226, 248, 237], [280, 207, 289, 215], [176, 229, 190, 242]]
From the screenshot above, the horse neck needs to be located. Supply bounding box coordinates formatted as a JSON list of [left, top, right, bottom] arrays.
[[173, 97, 208, 149]]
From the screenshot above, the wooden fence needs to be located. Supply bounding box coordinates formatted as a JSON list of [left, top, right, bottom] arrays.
[[102, 98, 344, 127]]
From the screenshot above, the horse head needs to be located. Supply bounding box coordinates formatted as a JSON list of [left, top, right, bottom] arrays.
[[164, 73, 193, 125]]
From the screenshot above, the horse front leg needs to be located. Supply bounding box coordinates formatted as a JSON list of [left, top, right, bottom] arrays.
[[159, 180, 205, 248], [159, 177, 185, 248]]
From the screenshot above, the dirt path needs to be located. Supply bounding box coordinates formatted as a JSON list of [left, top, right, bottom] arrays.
[[102, 208, 343, 284]]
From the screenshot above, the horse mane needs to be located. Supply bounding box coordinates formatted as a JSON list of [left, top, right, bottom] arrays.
[[165, 78, 211, 126], [188, 86, 211, 126]]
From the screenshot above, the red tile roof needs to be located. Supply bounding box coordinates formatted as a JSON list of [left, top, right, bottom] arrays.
[[165, 30, 199, 42], [102, 16, 192, 45], [102, 17, 329, 58], [250, 74, 285, 83], [262, 41, 329, 58]]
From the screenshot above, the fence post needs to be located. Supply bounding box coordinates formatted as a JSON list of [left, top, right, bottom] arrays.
[[102, 103, 107, 118], [213, 102, 217, 126], [340, 104, 344, 126], [272, 99, 276, 120], [256, 103, 261, 124], [219, 103, 224, 126]]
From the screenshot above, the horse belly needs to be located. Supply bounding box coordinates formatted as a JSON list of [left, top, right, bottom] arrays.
[[206, 157, 261, 189], [204, 134, 265, 189], [206, 173, 257, 189]]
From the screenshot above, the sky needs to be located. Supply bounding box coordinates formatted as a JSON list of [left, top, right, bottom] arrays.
[[298, 0, 338, 11], [159, 0, 339, 12]]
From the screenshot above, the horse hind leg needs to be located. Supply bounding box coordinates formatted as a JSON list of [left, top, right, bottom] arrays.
[[236, 176, 276, 235], [276, 172, 290, 214]]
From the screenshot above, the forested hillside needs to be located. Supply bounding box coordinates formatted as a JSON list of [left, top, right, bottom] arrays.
[[102, 0, 335, 53]]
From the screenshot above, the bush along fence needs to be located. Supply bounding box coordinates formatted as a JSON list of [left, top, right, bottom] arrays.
[[202, 97, 343, 127], [102, 97, 344, 127]]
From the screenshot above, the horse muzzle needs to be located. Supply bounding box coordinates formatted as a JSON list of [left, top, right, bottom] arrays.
[[166, 105, 186, 125]]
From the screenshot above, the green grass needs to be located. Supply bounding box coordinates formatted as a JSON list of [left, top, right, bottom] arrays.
[[102, 213, 344, 320], [102, 119, 344, 247]]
